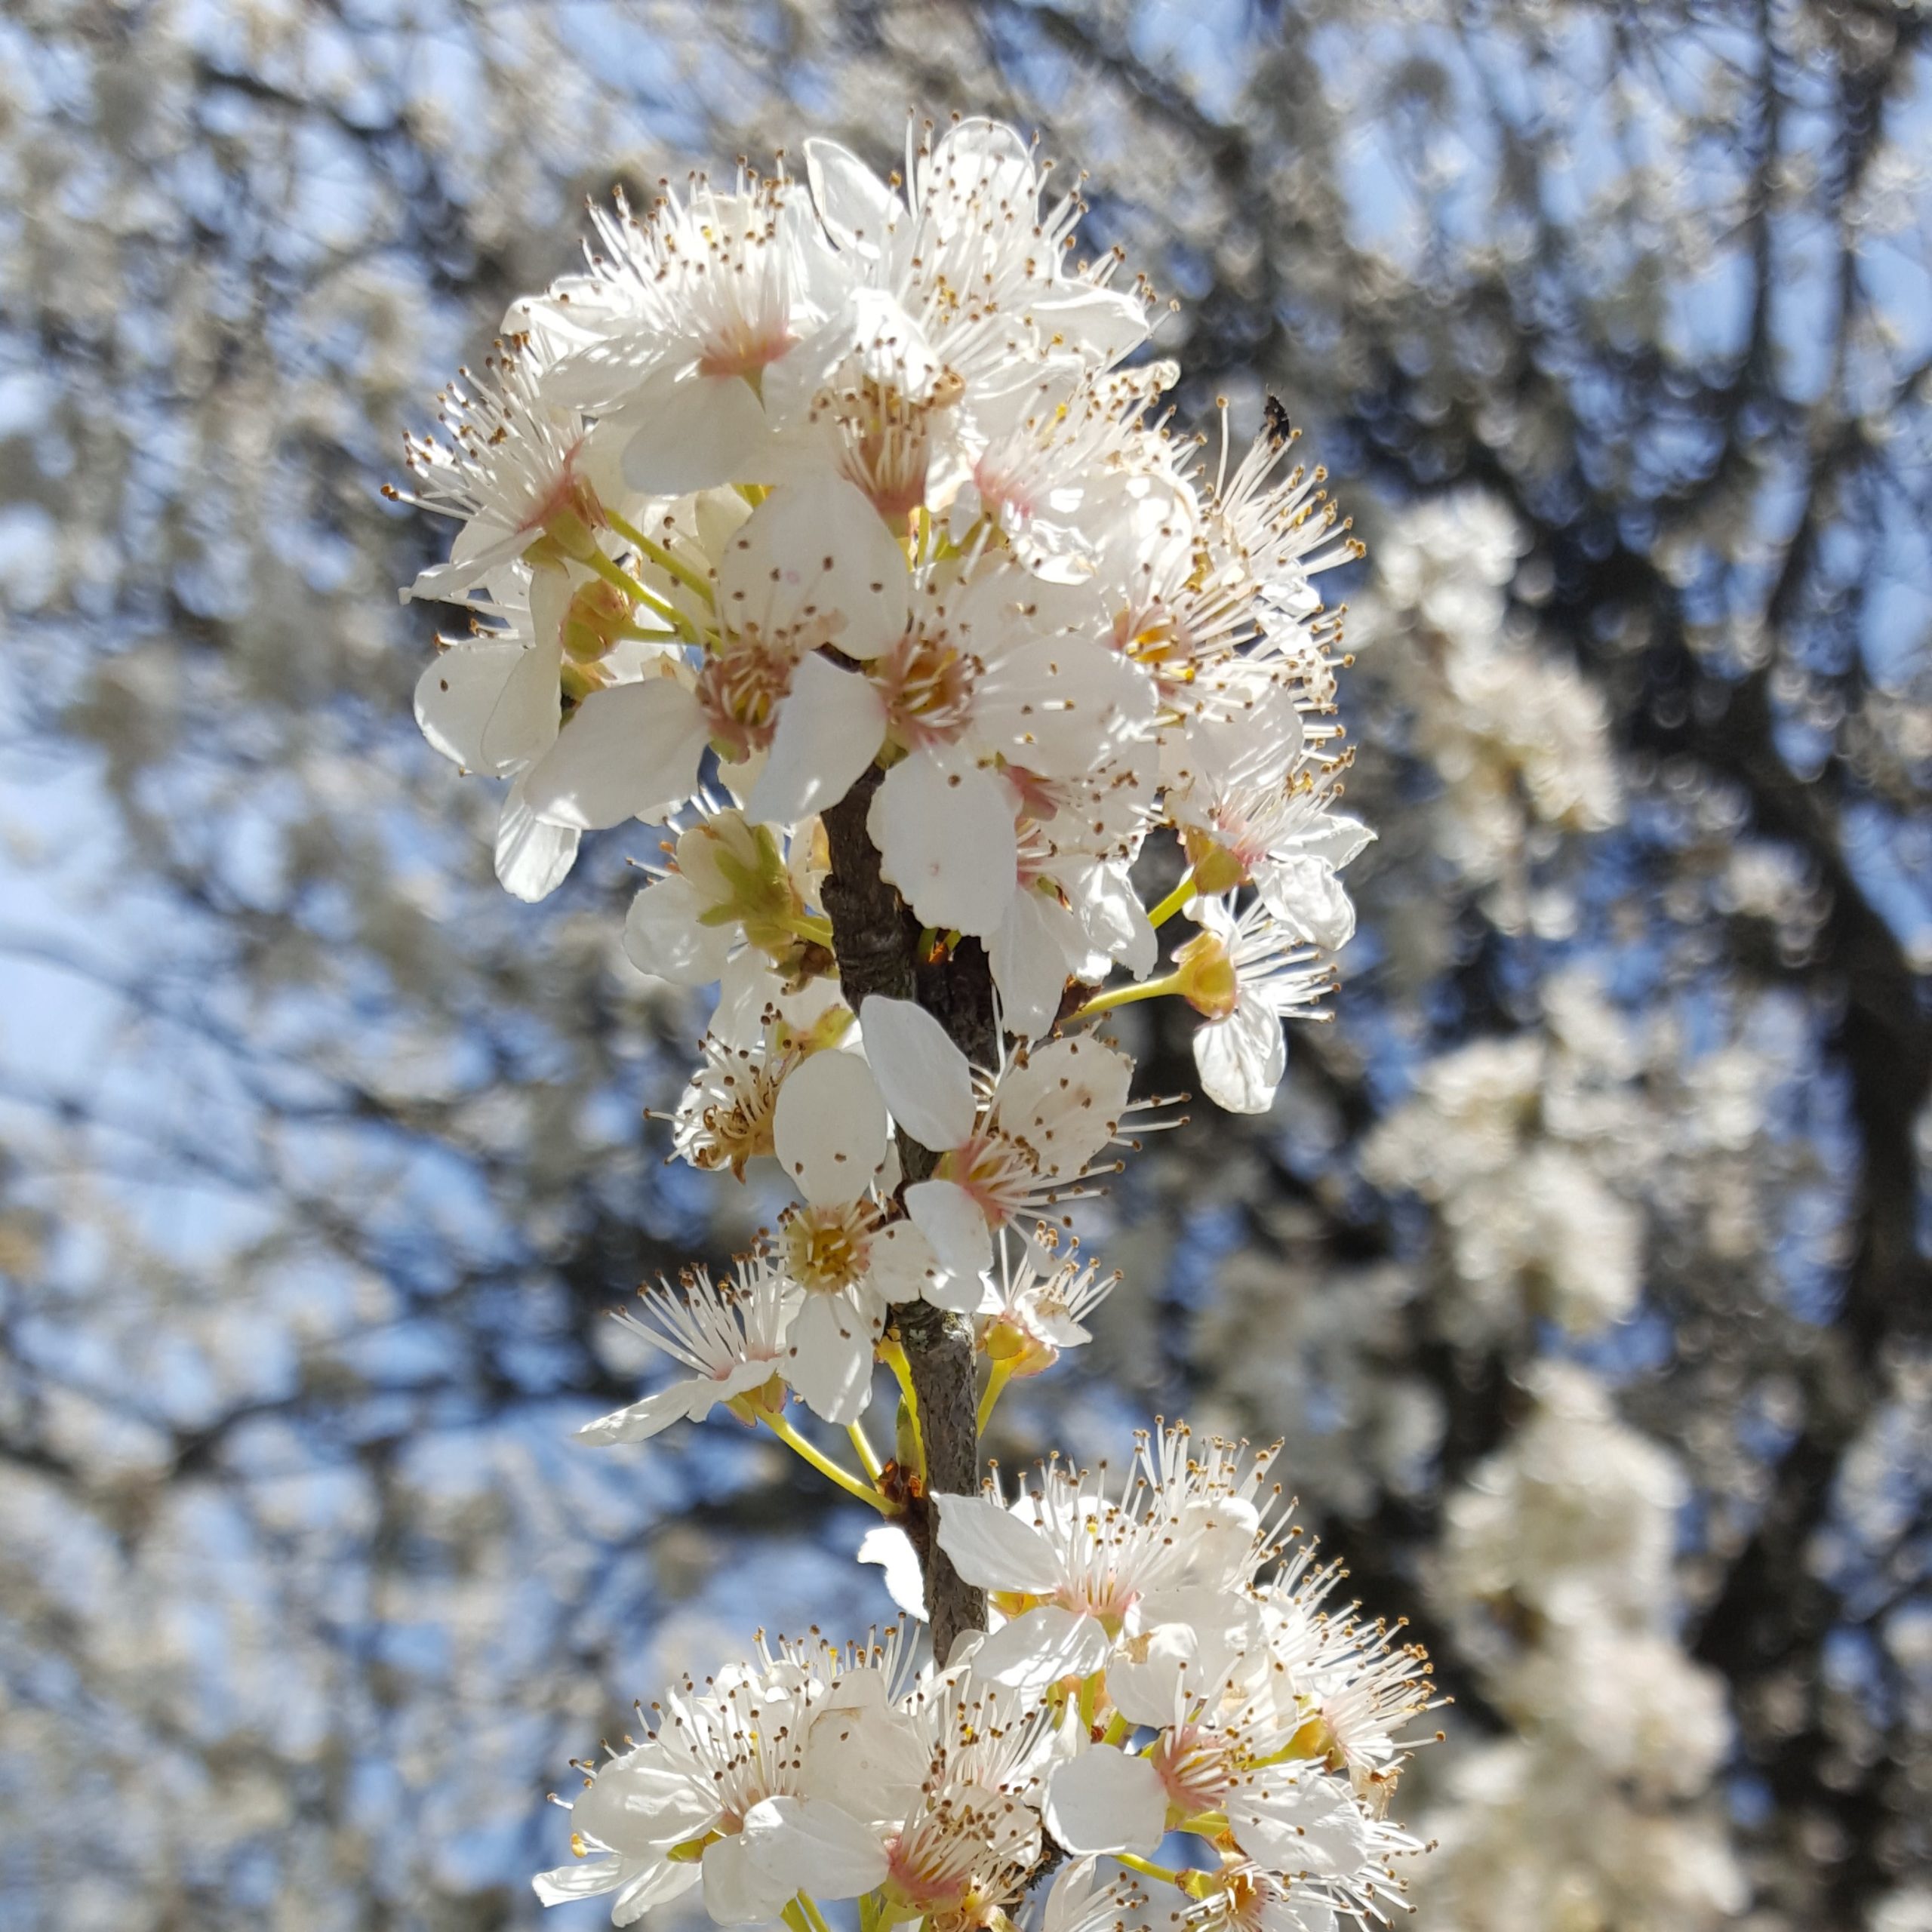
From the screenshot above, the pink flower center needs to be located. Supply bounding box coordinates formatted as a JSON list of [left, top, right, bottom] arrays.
[[935, 1134, 1036, 1229], [1150, 1723, 1232, 1815], [697, 323, 795, 380], [520, 457, 598, 539], [872, 632, 977, 753], [697, 642, 795, 759]]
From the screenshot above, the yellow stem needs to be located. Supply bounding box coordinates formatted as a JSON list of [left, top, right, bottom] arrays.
[[763, 1412, 887, 1512], [1146, 871, 1197, 930], [1116, 1853, 1187, 1887], [846, 1421, 883, 1483], [797, 1895, 835, 1932], [1067, 968, 1185, 1025], [880, 1337, 916, 1412], [977, 1358, 1014, 1434], [605, 509, 718, 605], [879, 1337, 923, 1472]]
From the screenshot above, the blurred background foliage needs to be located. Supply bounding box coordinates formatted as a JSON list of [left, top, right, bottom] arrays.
[[2, 1, 1929, 1927]]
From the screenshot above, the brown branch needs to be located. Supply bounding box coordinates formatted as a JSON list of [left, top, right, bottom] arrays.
[[820, 766, 989, 1661]]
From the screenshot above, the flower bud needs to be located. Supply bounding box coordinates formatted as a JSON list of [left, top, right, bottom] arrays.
[[560, 577, 632, 663], [1174, 928, 1240, 1020], [538, 477, 610, 563], [983, 1315, 1055, 1380], [676, 811, 804, 958], [1180, 824, 1250, 897]]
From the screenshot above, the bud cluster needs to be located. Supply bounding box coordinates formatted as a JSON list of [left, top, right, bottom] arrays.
[[396, 113, 1417, 1931]]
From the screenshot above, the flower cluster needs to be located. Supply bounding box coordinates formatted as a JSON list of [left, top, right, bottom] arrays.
[[1351, 492, 1617, 934], [1417, 1365, 1743, 1928], [396, 111, 1416, 1932], [542, 1429, 1432, 1932], [401, 118, 1367, 1429], [1361, 989, 1644, 1343], [401, 116, 1366, 1114]]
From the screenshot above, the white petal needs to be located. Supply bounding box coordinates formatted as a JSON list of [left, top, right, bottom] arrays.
[[1226, 1777, 1369, 1875], [620, 369, 771, 496], [1106, 1624, 1198, 1728], [1135, 1588, 1263, 1690], [414, 641, 526, 773], [806, 1684, 931, 1822], [495, 774, 580, 901], [865, 1217, 951, 1306], [804, 139, 901, 258], [1044, 1747, 1170, 1856], [742, 1795, 891, 1900], [523, 680, 708, 831], [611, 1859, 703, 1926], [1174, 685, 1302, 792], [1174, 1497, 1262, 1589], [575, 1383, 705, 1446], [857, 1523, 928, 1621], [971, 1603, 1112, 1690], [532, 1856, 624, 1905], [857, 996, 976, 1149], [994, 1036, 1133, 1181], [1119, 896, 1159, 980], [574, 1752, 720, 1853], [480, 627, 564, 769], [1302, 812, 1374, 871], [719, 478, 910, 659], [908, 1240, 982, 1315], [700, 1829, 787, 1926], [405, 522, 521, 603], [1026, 285, 1150, 365], [974, 638, 1154, 777], [929, 118, 1035, 213], [933, 1492, 1062, 1592], [991, 887, 1075, 1041], [847, 288, 943, 398], [1041, 1860, 1102, 1932], [623, 874, 737, 986], [774, 1048, 888, 1207], [1257, 857, 1355, 951], [1011, 517, 1099, 587], [1059, 857, 1156, 979], [869, 753, 1017, 939], [786, 1292, 878, 1426], [744, 654, 888, 826], [1192, 995, 1286, 1115], [904, 1177, 993, 1278]]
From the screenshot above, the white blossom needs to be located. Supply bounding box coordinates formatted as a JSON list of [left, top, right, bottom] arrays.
[[860, 995, 1136, 1276], [770, 1044, 966, 1423], [1178, 897, 1334, 1116], [577, 1260, 798, 1445]]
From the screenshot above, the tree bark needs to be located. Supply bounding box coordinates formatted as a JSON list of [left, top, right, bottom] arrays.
[[820, 767, 990, 1662]]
